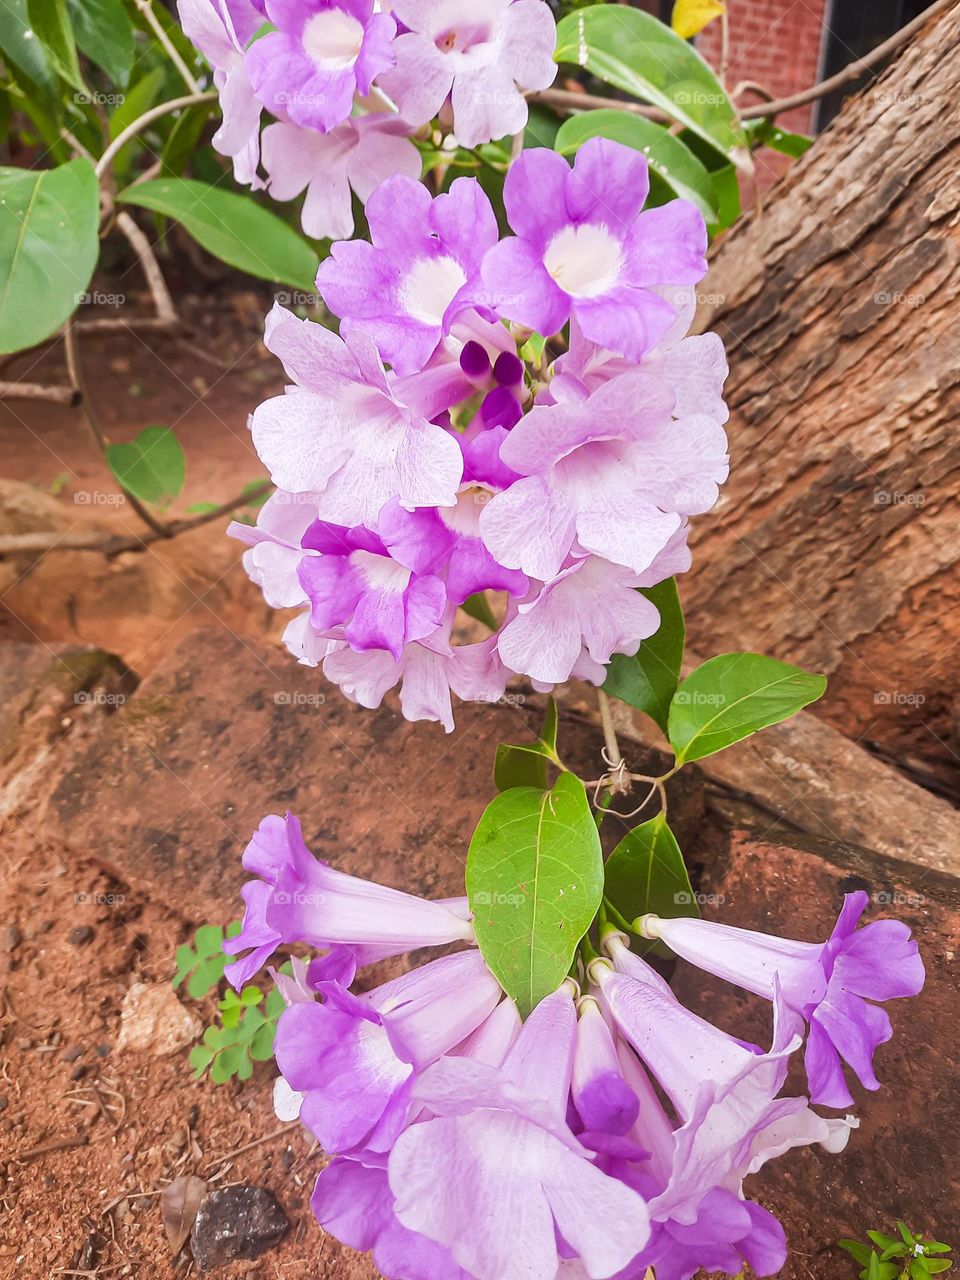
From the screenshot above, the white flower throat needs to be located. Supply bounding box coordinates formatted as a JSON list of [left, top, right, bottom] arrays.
[[543, 223, 623, 298]]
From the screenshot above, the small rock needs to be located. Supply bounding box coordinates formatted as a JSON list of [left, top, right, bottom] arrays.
[[116, 983, 201, 1057], [0, 925, 21, 952], [63, 1045, 83, 1062], [94, 1042, 111, 1058], [190, 1186, 288, 1272], [68, 925, 94, 947], [70, 1064, 86, 1081]]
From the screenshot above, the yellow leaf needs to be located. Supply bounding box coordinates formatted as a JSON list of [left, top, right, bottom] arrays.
[[671, 0, 726, 40]]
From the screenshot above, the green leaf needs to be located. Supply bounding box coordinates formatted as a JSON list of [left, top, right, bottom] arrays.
[[466, 773, 602, 1017], [0, 159, 99, 354], [554, 5, 751, 172], [0, 0, 58, 95], [924, 1262, 953, 1275], [603, 578, 684, 734], [161, 100, 215, 177], [250, 1021, 278, 1061], [668, 653, 827, 765], [839, 1241, 875, 1267], [494, 744, 548, 792], [189, 1043, 214, 1077], [555, 112, 717, 223], [69, 0, 134, 86], [603, 813, 697, 947], [107, 66, 166, 179], [27, 0, 85, 93], [745, 117, 813, 158], [106, 424, 186, 506], [117, 177, 319, 290], [185, 501, 220, 515], [493, 698, 560, 792], [461, 591, 498, 631]]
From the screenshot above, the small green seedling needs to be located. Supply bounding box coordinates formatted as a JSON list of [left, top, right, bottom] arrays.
[[172, 921, 241, 999], [840, 1222, 953, 1279]]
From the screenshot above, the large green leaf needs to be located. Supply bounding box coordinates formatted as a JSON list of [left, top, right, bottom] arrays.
[[27, 0, 86, 93], [603, 578, 684, 735], [0, 0, 57, 96], [0, 159, 99, 354], [69, 0, 135, 86], [467, 773, 602, 1016], [603, 813, 697, 951], [105, 424, 186, 506], [493, 698, 560, 792], [117, 178, 318, 290], [555, 5, 751, 172], [668, 653, 827, 765], [555, 112, 717, 223]]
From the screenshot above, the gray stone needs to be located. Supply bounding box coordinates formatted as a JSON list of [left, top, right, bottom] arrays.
[[190, 1186, 289, 1272]]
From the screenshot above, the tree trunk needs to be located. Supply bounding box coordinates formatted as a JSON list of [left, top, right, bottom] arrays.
[[685, 0, 960, 797]]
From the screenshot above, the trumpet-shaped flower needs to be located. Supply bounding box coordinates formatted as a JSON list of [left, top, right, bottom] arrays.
[[228, 490, 320, 610], [479, 370, 728, 581], [639, 891, 925, 1108], [482, 141, 708, 360], [316, 609, 509, 731], [177, 0, 263, 183], [317, 176, 499, 375], [298, 519, 447, 661], [261, 115, 421, 240], [245, 0, 397, 132], [312, 1158, 472, 1280], [595, 940, 853, 1225], [379, 0, 558, 148], [389, 987, 652, 1280], [497, 555, 662, 686], [224, 812, 474, 987], [275, 950, 501, 1152], [250, 304, 462, 520]]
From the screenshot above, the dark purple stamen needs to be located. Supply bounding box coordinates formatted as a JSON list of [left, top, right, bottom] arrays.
[[481, 387, 522, 431], [460, 340, 490, 380], [493, 351, 523, 387]]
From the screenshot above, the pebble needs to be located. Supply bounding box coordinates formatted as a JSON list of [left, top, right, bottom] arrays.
[[189, 1186, 289, 1272], [69, 925, 94, 946], [0, 925, 21, 952], [63, 1045, 84, 1062], [71, 1064, 86, 1081]]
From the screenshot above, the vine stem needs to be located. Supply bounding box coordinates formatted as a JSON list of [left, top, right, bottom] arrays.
[[596, 688, 629, 795], [95, 92, 217, 180], [132, 0, 202, 94], [64, 317, 169, 538]]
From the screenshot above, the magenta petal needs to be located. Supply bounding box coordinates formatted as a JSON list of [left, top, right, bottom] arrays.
[[573, 286, 677, 362], [833, 919, 925, 1000], [625, 201, 708, 287], [502, 147, 573, 245], [804, 1017, 855, 1108], [566, 137, 650, 228]]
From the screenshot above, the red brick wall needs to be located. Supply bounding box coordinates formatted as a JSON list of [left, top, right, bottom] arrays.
[[696, 0, 829, 135]]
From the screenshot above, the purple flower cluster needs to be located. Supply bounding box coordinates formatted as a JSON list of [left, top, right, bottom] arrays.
[[231, 139, 729, 730], [228, 813, 924, 1280], [177, 0, 558, 237]]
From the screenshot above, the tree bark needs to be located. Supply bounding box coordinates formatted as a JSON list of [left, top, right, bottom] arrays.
[[685, 0, 960, 796]]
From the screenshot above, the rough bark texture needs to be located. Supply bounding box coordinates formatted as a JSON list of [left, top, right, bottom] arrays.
[[686, 1, 960, 795]]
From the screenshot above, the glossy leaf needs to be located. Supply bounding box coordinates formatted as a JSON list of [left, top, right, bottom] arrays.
[[603, 578, 684, 735], [69, 0, 135, 86], [28, 0, 85, 93], [461, 591, 497, 631], [555, 5, 751, 172], [0, 159, 99, 354], [467, 773, 602, 1016], [668, 653, 827, 765], [556, 111, 717, 223], [106, 424, 186, 507], [493, 698, 560, 792], [0, 0, 57, 95], [603, 814, 697, 946], [117, 178, 319, 290]]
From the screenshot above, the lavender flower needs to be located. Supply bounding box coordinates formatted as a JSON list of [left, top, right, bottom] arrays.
[[245, 0, 397, 133], [638, 891, 925, 1107], [482, 140, 708, 360], [378, 0, 558, 148], [224, 812, 474, 987]]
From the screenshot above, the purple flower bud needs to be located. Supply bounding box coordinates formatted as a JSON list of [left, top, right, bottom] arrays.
[[459, 339, 491, 381], [493, 350, 523, 387], [481, 386, 522, 431]]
